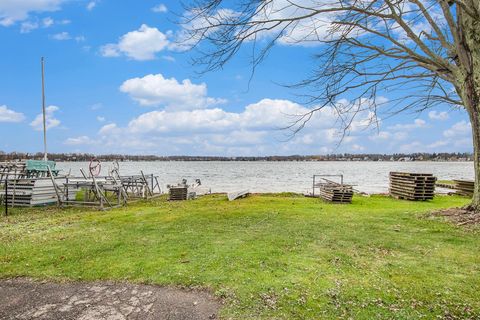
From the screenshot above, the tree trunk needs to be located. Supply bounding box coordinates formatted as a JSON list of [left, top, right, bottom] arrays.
[[455, 6, 480, 210], [467, 109, 480, 211]]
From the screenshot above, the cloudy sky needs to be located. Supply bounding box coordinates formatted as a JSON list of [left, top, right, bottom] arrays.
[[0, 0, 473, 156]]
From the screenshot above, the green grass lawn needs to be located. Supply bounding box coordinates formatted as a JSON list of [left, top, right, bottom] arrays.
[[1, 194, 479, 319]]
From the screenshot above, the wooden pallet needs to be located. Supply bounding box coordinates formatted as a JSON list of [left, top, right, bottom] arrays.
[[318, 184, 353, 203], [390, 193, 433, 201], [389, 172, 436, 201], [169, 187, 188, 201], [453, 180, 474, 196], [390, 172, 435, 177]]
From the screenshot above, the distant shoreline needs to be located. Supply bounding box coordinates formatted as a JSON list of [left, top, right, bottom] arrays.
[[1, 152, 473, 163], [15, 159, 475, 163]]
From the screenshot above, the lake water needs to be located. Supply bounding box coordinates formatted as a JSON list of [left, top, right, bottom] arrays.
[[56, 161, 474, 194]]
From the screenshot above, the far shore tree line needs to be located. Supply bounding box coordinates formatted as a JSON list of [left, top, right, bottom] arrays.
[[0, 151, 473, 162]]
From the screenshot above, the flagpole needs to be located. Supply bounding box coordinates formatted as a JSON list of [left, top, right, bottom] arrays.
[[41, 57, 48, 161]]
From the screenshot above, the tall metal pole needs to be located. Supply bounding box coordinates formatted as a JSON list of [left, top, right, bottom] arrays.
[[41, 57, 48, 161]]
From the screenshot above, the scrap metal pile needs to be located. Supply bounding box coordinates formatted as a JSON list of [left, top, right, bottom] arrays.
[[1, 160, 162, 209]]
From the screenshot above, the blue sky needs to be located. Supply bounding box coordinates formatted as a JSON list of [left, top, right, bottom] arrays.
[[0, 0, 473, 156]]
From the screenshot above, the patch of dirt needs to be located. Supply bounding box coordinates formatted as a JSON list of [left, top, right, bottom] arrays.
[[0, 278, 220, 320], [431, 208, 480, 226]]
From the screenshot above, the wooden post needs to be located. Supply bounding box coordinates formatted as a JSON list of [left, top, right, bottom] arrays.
[[47, 166, 62, 206], [4, 179, 7, 216], [312, 175, 316, 197], [140, 171, 153, 197], [65, 176, 69, 201]]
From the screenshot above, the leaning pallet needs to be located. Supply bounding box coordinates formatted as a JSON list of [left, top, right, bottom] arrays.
[[389, 172, 436, 201]]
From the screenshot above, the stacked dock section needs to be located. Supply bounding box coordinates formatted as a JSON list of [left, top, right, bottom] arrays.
[[4, 178, 75, 206], [389, 172, 436, 201], [5, 179, 57, 206]]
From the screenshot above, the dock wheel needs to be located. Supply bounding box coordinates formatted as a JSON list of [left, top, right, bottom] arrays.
[[89, 158, 101, 177]]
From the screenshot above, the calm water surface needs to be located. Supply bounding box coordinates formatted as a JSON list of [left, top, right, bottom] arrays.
[[56, 161, 474, 194]]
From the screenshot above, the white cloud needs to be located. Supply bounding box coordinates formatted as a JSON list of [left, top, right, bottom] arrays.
[[20, 16, 64, 33], [64, 97, 382, 155], [400, 136, 472, 153], [443, 120, 471, 138], [49, 31, 84, 42], [75, 35, 86, 42], [393, 131, 408, 141], [172, 9, 238, 51], [73, 98, 367, 154], [0, 105, 25, 122], [64, 135, 96, 145], [369, 129, 408, 142], [239, 98, 325, 130], [42, 16, 53, 27], [351, 144, 365, 151], [100, 24, 170, 61], [127, 108, 238, 134], [0, 0, 63, 26], [99, 123, 120, 135], [176, 1, 339, 49], [369, 131, 390, 141], [389, 118, 427, 130], [162, 55, 175, 62], [120, 73, 226, 110], [99, 44, 120, 57], [86, 1, 97, 11], [20, 20, 38, 33], [251, 0, 335, 46], [428, 140, 449, 148], [399, 141, 423, 153], [51, 31, 70, 40], [397, 120, 473, 152], [152, 4, 167, 13], [90, 103, 103, 110], [30, 105, 60, 131], [96, 116, 105, 122], [428, 110, 449, 121]]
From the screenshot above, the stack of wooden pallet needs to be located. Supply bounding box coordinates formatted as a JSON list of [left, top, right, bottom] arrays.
[[453, 180, 474, 196], [389, 172, 436, 201], [5, 178, 59, 206], [169, 186, 188, 201], [319, 183, 354, 203]]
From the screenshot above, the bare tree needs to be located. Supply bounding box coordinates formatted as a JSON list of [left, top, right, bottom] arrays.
[[180, 0, 480, 210]]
